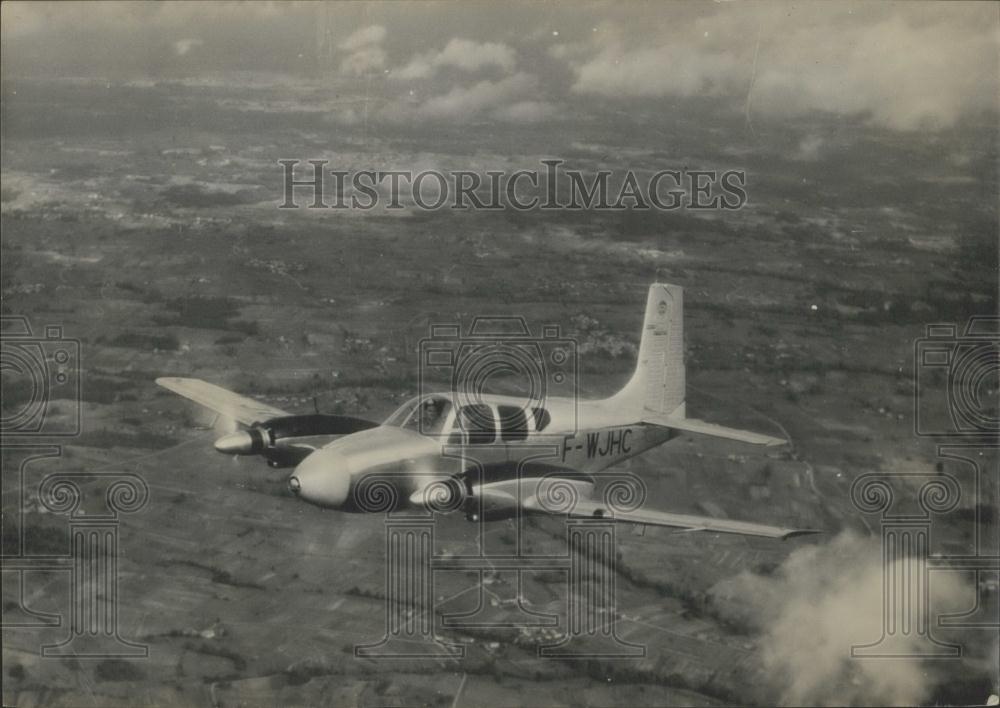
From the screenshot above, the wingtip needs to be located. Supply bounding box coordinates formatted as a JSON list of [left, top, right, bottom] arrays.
[[761, 434, 789, 447], [155, 377, 189, 392], [156, 376, 193, 387], [781, 528, 824, 540]]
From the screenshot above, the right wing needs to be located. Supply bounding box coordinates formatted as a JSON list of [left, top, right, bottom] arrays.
[[156, 377, 290, 426]]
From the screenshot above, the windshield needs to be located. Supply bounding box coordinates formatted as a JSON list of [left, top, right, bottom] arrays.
[[384, 396, 422, 427], [384, 395, 452, 435]]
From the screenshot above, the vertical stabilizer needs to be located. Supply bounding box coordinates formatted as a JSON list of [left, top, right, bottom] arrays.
[[610, 283, 686, 419]]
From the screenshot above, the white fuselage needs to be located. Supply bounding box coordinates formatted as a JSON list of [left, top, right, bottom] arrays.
[[288, 392, 673, 510]]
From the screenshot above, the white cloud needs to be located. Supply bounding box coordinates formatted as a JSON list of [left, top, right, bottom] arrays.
[[793, 135, 825, 161], [573, 43, 741, 98], [173, 38, 202, 57], [338, 24, 386, 52], [710, 532, 972, 705], [493, 100, 556, 123], [565, 5, 999, 130], [547, 42, 590, 61], [435, 38, 516, 73], [337, 73, 548, 125], [414, 72, 536, 119], [339, 46, 387, 77], [10, 3, 990, 132], [394, 58, 435, 81], [335, 24, 388, 77], [395, 38, 516, 80]]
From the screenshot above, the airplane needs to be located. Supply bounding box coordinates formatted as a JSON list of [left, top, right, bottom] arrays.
[[157, 283, 815, 540]]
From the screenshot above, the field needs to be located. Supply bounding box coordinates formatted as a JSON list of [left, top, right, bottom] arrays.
[[2, 75, 997, 706]]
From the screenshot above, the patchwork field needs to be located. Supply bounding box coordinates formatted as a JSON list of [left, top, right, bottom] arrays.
[[2, 76, 997, 706]]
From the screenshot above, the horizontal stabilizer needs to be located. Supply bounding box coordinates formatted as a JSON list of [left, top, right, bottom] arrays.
[[649, 414, 787, 447]]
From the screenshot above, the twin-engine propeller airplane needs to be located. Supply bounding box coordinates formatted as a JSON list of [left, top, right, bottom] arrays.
[[158, 283, 816, 539]]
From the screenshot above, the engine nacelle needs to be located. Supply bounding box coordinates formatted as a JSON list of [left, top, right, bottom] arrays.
[[213, 414, 378, 457], [214, 428, 270, 455]]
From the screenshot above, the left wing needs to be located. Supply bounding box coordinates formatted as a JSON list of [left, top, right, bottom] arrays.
[[519, 476, 815, 540], [523, 494, 815, 539], [409, 475, 817, 540], [156, 377, 290, 426]]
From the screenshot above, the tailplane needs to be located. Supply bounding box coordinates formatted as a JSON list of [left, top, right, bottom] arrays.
[[610, 283, 786, 447]]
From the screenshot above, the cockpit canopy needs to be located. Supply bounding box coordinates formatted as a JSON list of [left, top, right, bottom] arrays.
[[384, 394, 453, 435], [384, 394, 551, 443]]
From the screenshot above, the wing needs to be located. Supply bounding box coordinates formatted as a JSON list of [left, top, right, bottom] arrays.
[[406, 471, 814, 540], [647, 414, 787, 447], [521, 478, 815, 540], [156, 377, 290, 426]]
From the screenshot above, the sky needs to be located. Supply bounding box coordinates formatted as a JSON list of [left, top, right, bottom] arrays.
[[2, 1, 998, 131]]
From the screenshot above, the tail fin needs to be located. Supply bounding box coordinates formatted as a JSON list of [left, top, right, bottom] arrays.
[[610, 283, 685, 419], [604, 283, 787, 447]]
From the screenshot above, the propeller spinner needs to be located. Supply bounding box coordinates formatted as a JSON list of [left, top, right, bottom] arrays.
[[212, 414, 378, 457]]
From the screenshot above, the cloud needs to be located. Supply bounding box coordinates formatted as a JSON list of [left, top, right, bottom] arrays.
[[572, 43, 741, 98], [2, 3, 994, 131], [173, 38, 202, 57], [336, 24, 388, 77], [338, 24, 386, 52], [548, 41, 591, 61], [326, 74, 549, 125], [749, 12, 997, 130], [492, 100, 555, 123], [709, 532, 973, 706], [412, 72, 536, 120], [395, 38, 516, 80], [565, 4, 998, 130], [339, 46, 387, 77], [793, 135, 825, 161], [385, 38, 524, 122]]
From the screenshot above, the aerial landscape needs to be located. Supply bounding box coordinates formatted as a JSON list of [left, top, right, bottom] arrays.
[[2, 3, 997, 706]]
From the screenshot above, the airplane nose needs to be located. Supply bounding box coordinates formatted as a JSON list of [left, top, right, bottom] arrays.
[[289, 450, 351, 508]]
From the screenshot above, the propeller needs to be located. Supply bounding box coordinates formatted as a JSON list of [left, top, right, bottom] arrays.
[[213, 413, 379, 457]]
